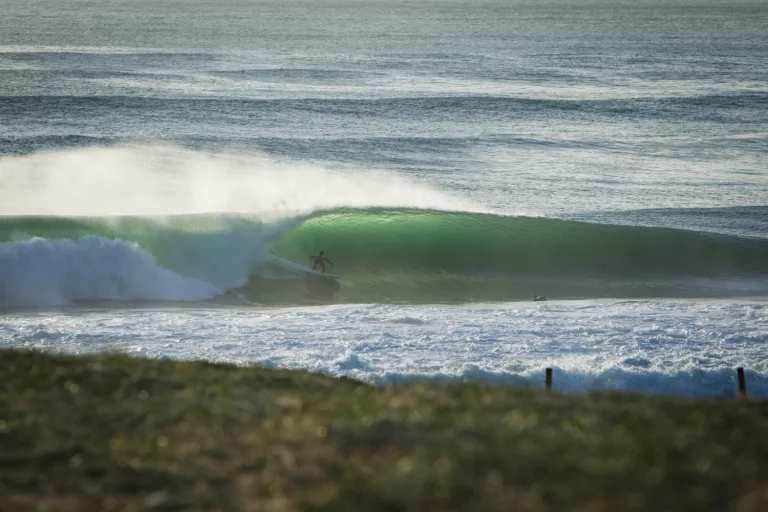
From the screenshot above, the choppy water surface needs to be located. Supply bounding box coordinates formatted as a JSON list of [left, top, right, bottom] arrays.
[[3, 300, 766, 396]]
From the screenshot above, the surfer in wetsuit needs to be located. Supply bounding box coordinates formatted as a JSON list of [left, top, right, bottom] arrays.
[[310, 250, 334, 273]]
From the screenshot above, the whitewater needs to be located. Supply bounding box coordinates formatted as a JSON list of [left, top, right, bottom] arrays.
[[1, 0, 767, 396]]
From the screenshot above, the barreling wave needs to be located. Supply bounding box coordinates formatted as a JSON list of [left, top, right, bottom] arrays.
[[2, 208, 768, 308], [265, 208, 768, 303]]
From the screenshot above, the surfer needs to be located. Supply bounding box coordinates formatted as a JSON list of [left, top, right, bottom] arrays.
[[310, 250, 334, 273], [533, 295, 547, 302]]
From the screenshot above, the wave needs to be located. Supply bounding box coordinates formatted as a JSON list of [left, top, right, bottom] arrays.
[[1, 50, 219, 60], [0, 134, 519, 161], [213, 68, 366, 83], [565, 206, 768, 239], [0, 135, 119, 155], [262, 208, 768, 303], [3, 93, 765, 117], [0, 215, 272, 308], [2, 209, 768, 307], [0, 235, 220, 307]]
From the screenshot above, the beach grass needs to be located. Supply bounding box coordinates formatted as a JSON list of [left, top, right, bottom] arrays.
[[2, 348, 768, 511]]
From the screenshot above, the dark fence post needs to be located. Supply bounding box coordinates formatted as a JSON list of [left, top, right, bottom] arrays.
[[737, 368, 747, 398], [545, 368, 553, 392]]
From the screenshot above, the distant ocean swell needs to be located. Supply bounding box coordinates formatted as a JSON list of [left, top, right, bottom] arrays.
[[1, 92, 765, 118], [2, 209, 767, 307]]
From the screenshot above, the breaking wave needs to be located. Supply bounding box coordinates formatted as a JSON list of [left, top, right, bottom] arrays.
[[2, 208, 768, 307]]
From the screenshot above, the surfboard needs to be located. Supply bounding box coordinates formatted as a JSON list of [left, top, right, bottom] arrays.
[[268, 252, 341, 280], [303, 267, 341, 280]]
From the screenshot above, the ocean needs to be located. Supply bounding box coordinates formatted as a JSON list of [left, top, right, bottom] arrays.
[[1, 0, 767, 396]]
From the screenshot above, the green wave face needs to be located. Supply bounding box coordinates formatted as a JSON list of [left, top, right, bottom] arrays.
[[270, 208, 768, 303], [3, 209, 768, 305]]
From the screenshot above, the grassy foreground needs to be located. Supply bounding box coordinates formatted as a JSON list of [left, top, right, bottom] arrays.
[[2, 349, 768, 511]]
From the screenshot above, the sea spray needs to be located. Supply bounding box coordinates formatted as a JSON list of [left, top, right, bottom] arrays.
[[0, 145, 481, 216]]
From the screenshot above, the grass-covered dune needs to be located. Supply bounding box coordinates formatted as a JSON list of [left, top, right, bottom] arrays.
[[2, 349, 768, 511]]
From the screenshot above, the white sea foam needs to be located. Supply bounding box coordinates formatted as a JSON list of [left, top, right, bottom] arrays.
[[2, 300, 766, 397], [0, 236, 221, 307]]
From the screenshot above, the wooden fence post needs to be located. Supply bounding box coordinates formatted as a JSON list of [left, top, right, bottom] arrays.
[[737, 367, 747, 398]]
